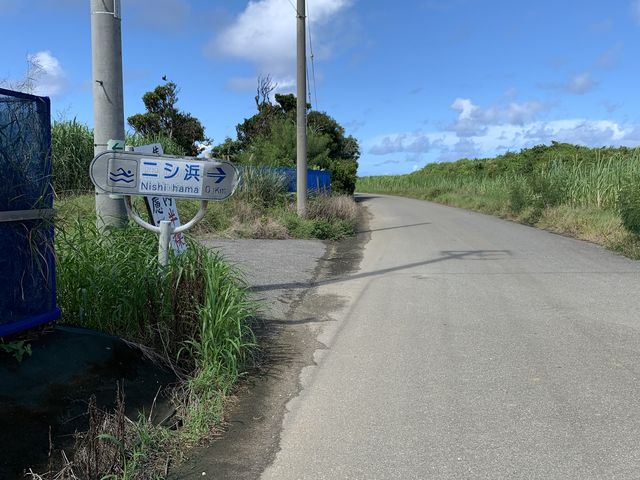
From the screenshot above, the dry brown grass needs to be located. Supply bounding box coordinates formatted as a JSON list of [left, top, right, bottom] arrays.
[[28, 387, 172, 480], [229, 217, 288, 239], [535, 205, 640, 259], [307, 195, 358, 222]]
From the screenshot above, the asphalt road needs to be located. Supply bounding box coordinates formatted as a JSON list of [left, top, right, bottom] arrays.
[[261, 194, 640, 480]]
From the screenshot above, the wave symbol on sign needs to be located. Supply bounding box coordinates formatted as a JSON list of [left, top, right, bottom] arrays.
[[109, 168, 134, 183]]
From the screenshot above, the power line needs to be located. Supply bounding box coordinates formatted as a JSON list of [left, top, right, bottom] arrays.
[[306, 56, 312, 108], [306, 1, 319, 110]]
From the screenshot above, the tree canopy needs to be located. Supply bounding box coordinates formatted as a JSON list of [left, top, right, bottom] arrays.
[[127, 81, 205, 156], [212, 78, 359, 194]]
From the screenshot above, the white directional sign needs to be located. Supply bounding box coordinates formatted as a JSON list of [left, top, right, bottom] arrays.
[[139, 158, 204, 195], [90, 151, 239, 201]]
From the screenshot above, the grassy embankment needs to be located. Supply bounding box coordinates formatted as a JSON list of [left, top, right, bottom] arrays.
[[358, 143, 640, 259], [44, 222, 256, 479], [53, 119, 358, 241], [29, 120, 359, 478]]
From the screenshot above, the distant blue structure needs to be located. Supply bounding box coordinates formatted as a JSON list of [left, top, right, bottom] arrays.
[[0, 88, 60, 337], [266, 167, 331, 193]]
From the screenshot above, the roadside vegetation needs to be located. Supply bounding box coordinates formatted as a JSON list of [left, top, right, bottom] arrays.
[[52, 78, 359, 241], [30, 218, 256, 479], [32, 78, 360, 478], [55, 174, 358, 242], [358, 142, 640, 259]]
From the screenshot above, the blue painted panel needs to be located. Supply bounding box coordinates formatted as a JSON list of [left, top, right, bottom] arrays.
[[263, 167, 331, 193], [0, 88, 60, 337]]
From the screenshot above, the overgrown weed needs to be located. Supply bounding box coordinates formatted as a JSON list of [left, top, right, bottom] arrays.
[[34, 217, 257, 479]]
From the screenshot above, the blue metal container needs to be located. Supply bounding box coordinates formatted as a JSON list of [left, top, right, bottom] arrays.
[[0, 88, 60, 337], [260, 167, 331, 193]]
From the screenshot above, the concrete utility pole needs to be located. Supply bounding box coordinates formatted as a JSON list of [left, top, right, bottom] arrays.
[[91, 0, 128, 230], [296, 0, 308, 217]]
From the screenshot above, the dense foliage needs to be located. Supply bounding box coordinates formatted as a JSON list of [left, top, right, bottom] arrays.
[[127, 81, 205, 156], [212, 80, 359, 194], [53, 220, 256, 477]]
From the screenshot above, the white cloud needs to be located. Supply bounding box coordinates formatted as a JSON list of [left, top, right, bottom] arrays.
[[25, 51, 66, 96], [208, 0, 351, 88], [365, 96, 640, 171], [448, 97, 546, 137], [633, 0, 640, 23], [369, 133, 432, 155], [566, 72, 596, 94], [541, 71, 597, 95]]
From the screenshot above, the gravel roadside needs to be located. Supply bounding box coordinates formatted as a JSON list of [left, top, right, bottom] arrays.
[[169, 207, 369, 479], [169, 234, 339, 479]]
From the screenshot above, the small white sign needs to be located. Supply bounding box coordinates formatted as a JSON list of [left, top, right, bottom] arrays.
[[107, 139, 125, 151], [132, 143, 187, 255], [147, 195, 188, 254], [139, 158, 204, 196]]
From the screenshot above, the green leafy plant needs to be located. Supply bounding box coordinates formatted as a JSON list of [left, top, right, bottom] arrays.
[[0, 340, 32, 362], [619, 175, 640, 235]]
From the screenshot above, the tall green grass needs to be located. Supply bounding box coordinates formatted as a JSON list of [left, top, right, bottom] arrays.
[[55, 216, 255, 430], [48, 208, 257, 478], [51, 118, 94, 194], [358, 144, 640, 254], [359, 144, 640, 212], [51, 118, 187, 195], [56, 219, 255, 370]]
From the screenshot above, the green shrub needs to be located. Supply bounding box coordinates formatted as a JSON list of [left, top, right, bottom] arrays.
[[328, 158, 358, 195], [237, 166, 288, 207], [53, 218, 256, 478], [528, 170, 567, 209], [56, 220, 255, 369], [619, 176, 640, 235], [508, 180, 530, 214]]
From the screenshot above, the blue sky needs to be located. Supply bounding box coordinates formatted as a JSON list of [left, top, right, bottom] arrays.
[[2, 0, 640, 176]]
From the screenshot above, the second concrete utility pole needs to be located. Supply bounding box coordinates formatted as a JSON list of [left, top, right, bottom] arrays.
[[296, 0, 308, 217]]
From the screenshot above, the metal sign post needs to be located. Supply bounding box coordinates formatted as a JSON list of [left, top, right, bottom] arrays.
[[124, 196, 207, 267], [90, 151, 240, 266], [129, 143, 188, 255]]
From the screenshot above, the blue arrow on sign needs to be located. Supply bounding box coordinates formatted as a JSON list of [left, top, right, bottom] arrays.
[[206, 167, 226, 184]]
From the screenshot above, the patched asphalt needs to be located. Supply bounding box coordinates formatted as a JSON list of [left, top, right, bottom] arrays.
[[170, 223, 369, 479], [262, 194, 640, 480]]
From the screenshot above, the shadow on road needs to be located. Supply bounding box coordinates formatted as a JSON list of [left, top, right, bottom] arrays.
[[353, 194, 380, 203], [356, 221, 431, 234], [250, 250, 512, 293]]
